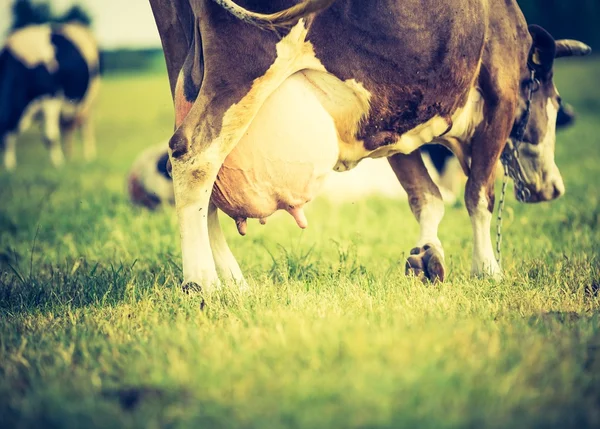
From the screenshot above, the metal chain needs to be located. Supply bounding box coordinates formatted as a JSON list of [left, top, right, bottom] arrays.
[[495, 68, 538, 265], [495, 164, 510, 265], [500, 142, 532, 203]]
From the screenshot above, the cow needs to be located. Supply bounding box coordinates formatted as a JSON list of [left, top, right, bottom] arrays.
[[148, 0, 591, 291], [126, 97, 577, 211], [0, 22, 100, 171]]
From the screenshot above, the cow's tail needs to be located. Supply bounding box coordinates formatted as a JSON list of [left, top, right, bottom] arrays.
[[212, 0, 336, 29]]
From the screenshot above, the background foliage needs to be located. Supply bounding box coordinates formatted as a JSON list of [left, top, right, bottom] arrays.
[[519, 0, 599, 48], [11, 0, 91, 30]]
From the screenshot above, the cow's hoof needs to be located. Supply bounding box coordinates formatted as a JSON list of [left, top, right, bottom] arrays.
[[405, 244, 446, 283]]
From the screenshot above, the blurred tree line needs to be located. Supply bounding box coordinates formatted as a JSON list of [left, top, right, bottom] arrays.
[[5, 0, 595, 75], [8, 0, 162, 73], [10, 0, 597, 47], [11, 0, 91, 30], [519, 0, 599, 47]]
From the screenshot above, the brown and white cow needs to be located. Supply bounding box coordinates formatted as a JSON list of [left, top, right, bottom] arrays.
[[0, 23, 100, 171], [149, 0, 591, 290], [126, 98, 577, 210]]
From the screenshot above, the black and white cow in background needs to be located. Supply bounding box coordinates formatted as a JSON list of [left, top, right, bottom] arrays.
[[0, 22, 100, 171]]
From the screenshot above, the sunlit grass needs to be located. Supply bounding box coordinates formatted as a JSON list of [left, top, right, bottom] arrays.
[[0, 59, 599, 428]]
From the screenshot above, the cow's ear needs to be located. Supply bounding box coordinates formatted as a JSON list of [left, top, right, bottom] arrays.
[[528, 25, 556, 74], [556, 102, 576, 129]]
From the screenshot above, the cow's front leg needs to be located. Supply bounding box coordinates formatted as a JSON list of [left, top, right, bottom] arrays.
[[389, 151, 446, 282], [207, 201, 247, 288], [169, 132, 222, 292], [465, 136, 504, 279]]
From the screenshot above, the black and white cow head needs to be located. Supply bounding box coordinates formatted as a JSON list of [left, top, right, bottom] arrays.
[[509, 25, 591, 203]]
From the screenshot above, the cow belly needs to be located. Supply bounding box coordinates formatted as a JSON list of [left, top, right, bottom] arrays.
[[212, 72, 339, 227]]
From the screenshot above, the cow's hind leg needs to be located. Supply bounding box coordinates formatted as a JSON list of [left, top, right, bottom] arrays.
[[389, 151, 446, 282], [208, 201, 247, 288], [81, 114, 97, 161], [2, 133, 17, 171], [41, 99, 65, 168]]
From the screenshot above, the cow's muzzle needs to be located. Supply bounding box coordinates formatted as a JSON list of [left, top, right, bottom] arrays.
[[518, 171, 565, 203]]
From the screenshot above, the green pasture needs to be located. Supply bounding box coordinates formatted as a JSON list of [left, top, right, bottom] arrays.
[[0, 58, 599, 428]]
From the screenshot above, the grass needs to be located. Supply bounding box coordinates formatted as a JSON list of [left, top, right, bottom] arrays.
[[1, 58, 599, 428]]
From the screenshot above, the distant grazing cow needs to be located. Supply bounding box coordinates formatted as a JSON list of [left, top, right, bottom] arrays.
[[128, 142, 174, 210], [0, 23, 100, 171], [149, 0, 591, 291]]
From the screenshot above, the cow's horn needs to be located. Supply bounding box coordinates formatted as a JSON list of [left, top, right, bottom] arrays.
[[555, 40, 592, 58]]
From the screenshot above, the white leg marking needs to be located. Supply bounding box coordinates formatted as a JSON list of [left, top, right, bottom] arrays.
[[470, 190, 501, 279], [3, 134, 17, 171], [208, 202, 247, 288], [42, 99, 64, 168], [172, 161, 222, 292], [416, 191, 445, 256]]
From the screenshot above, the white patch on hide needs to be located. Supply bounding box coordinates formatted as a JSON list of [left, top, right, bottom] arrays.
[[7, 25, 58, 71], [541, 98, 563, 191]]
